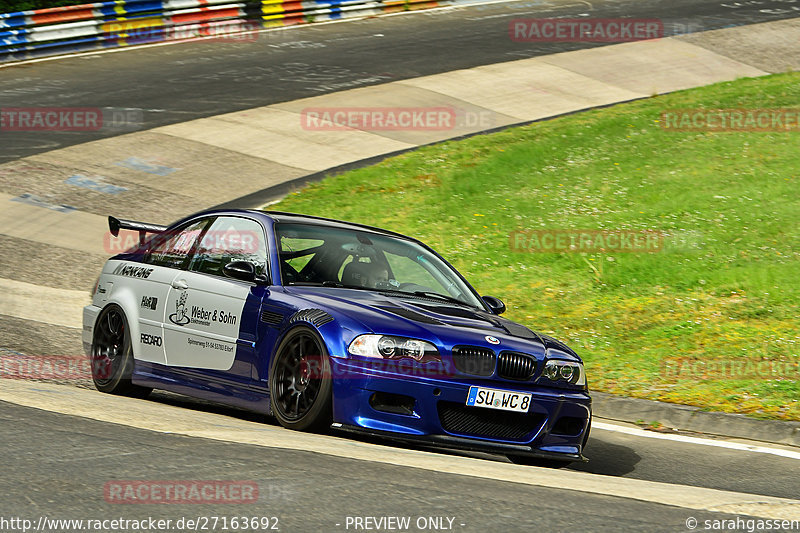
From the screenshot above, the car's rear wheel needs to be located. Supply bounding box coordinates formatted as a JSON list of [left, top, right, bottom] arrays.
[[269, 326, 332, 432], [91, 304, 151, 397]]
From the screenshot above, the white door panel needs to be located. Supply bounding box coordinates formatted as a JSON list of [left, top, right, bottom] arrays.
[[163, 271, 249, 370]]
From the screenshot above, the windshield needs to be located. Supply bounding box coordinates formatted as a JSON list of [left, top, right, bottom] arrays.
[[275, 223, 484, 308]]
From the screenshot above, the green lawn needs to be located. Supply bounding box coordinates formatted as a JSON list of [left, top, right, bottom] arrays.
[[0, 1, 77, 13], [269, 72, 800, 420]]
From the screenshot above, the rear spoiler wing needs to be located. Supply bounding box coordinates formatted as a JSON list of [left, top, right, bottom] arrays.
[[108, 216, 168, 247]]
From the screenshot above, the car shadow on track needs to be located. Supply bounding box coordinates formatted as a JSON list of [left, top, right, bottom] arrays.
[[569, 436, 641, 476]]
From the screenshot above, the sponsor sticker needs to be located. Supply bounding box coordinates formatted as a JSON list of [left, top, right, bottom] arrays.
[[140, 333, 163, 347], [113, 263, 154, 279], [141, 296, 158, 311]]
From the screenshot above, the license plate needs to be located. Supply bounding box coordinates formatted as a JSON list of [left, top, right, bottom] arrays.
[[466, 386, 532, 413]]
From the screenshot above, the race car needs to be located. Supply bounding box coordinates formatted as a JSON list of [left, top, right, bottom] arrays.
[[83, 209, 591, 466]]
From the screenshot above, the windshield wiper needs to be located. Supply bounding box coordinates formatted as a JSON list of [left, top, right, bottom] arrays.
[[286, 281, 382, 292], [288, 283, 476, 307], [379, 289, 476, 308], [411, 291, 473, 307]]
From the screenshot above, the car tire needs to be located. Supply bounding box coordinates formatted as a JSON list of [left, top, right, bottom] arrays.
[[269, 326, 333, 432], [90, 304, 152, 398]]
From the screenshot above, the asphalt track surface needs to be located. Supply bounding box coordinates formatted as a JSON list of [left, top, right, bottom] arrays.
[[0, 397, 797, 532], [1, 0, 800, 529], [52, 391, 800, 501], [2, 0, 800, 162], [0, 401, 746, 533]]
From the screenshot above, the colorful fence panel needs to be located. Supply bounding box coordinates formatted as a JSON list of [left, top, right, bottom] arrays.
[[0, 0, 451, 63]]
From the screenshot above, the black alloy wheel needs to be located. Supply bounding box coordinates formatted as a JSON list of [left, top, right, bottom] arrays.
[[91, 304, 151, 397], [269, 326, 333, 431]]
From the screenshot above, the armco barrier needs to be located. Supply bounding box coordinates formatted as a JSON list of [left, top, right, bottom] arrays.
[[0, 0, 447, 63]]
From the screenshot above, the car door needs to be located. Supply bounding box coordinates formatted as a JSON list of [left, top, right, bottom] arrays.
[[134, 218, 210, 365], [162, 215, 269, 379]]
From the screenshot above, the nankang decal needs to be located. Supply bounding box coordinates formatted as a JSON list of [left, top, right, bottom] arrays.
[[140, 296, 158, 310], [113, 263, 153, 279], [140, 333, 163, 347], [169, 292, 190, 326], [168, 291, 238, 328]]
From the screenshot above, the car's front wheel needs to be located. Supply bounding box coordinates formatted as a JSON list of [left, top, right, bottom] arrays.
[[269, 326, 333, 432], [91, 304, 151, 397]]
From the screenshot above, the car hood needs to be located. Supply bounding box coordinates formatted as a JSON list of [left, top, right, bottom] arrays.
[[283, 286, 580, 361]]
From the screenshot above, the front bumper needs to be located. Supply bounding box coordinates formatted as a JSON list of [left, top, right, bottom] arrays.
[[330, 358, 591, 461]]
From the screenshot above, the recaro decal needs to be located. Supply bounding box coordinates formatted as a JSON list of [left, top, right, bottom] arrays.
[[140, 333, 163, 346]]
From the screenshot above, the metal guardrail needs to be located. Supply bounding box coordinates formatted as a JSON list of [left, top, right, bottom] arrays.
[[0, 0, 447, 63]]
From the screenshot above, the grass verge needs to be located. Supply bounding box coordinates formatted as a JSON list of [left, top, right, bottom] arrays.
[[269, 72, 800, 420]]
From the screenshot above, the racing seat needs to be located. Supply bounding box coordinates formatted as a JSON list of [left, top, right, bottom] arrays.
[[341, 260, 387, 289]]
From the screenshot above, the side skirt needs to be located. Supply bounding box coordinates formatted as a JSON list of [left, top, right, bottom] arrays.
[[133, 360, 272, 416]]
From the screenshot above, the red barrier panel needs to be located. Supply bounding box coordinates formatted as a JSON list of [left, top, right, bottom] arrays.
[[29, 3, 99, 25], [172, 7, 244, 25]]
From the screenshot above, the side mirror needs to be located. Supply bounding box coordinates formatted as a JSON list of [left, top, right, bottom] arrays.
[[223, 261, 268, 285], [482, 296, 506, 315]]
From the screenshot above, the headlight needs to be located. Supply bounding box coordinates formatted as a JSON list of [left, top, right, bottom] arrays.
[[542, 360, 585, 387], [348, 335, 440, 363]]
